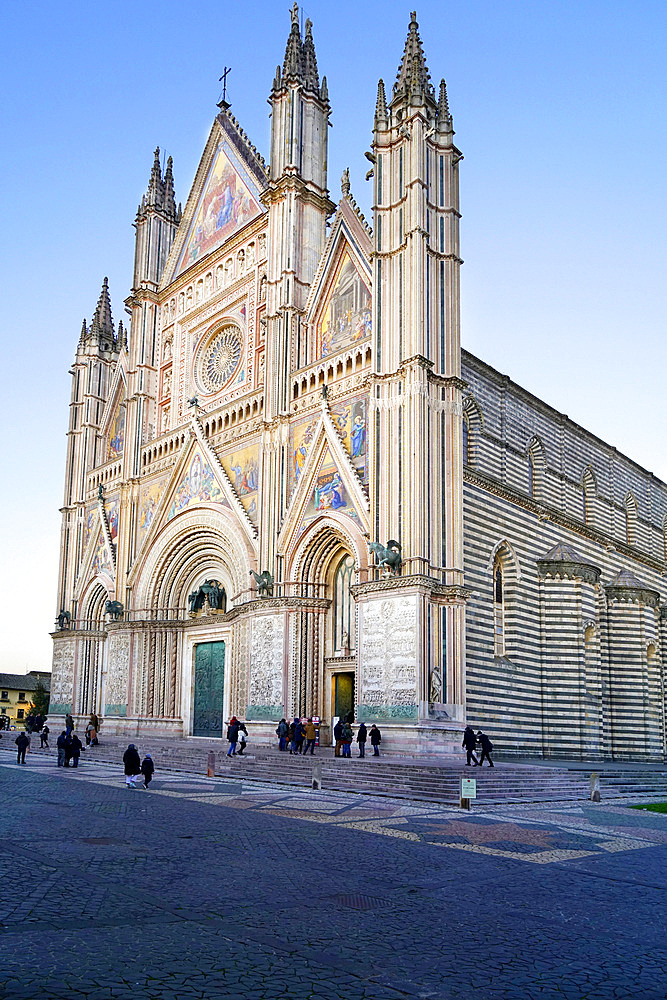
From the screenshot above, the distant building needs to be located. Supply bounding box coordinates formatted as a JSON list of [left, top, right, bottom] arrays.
[[0, 672, 51, 728], [50, 9, 666, 759]]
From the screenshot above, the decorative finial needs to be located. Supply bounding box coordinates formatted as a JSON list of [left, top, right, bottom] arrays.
[[291, 1, 299, 26], [218, 65, 232, 108], [341, 167, 350, 197]]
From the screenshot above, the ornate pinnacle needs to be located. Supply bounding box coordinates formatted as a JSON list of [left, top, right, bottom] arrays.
[[283, 2, 303, 80], [393, 10, 435, 107], [90, 277, 114, 339], [302, 16, 320, 92], [320, 75, 328, 102], [375, 78, 388, 126], [437, 78, 452, 129], [147, 146, 163, 206], [163, 155, 177, 218]]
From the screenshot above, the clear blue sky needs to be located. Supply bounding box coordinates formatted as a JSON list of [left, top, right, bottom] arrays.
[[1, 0, 665, 673]]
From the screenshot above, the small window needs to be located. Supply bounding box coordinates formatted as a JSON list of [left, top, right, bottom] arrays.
[[462, 420, 469, 466], [527, 454, 534, 497], [17, 709, 24, 720], [1, 708, 6, 715], [1, 691, 8, 700], [18, 692, 25, 701]]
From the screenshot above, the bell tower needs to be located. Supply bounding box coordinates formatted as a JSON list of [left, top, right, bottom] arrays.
[[261, 3, 335, 572], [363, 12, 467, 729]]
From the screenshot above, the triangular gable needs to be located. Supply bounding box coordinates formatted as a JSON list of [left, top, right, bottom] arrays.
[[306, 203, 373, 361], [163, 115, 268, 285], [75, 503, 116, 599], [279, 401, 370, 552], [128, 418, 257, 586], [99, 368, 128, 462]]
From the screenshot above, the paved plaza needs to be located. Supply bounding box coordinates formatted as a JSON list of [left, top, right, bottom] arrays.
[[0, 754, 665, 1000]]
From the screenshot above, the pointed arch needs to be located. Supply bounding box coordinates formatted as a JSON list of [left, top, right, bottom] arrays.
[[486, 539, 521, 659], [527, 436, 546, 501], [462, 394, 483, 469], [624, 492, 638, 548], [582, 466, 598, 527]]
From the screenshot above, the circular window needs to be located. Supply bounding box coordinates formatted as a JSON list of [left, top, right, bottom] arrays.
[[196, 324, 242, 394]]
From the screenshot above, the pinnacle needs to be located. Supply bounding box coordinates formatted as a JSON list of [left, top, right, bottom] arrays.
[[283, 1, 303, 81], [437, 78, 452, 129], [302, 17, 320, 92], [393, 10, 435, 107], [375, 79, 388, 125], [90, 277, 114, 339]]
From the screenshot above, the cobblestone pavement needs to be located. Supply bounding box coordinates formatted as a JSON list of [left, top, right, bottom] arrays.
[[1, 756, 665, 1000]]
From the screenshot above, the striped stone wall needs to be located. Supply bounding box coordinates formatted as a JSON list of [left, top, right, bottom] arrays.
[[461, 351, 667, 760]]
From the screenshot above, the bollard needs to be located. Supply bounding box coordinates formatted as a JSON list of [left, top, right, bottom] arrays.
[[207, 750, 216, 778], [311, 761, 322, 790], [590, 772, 601, 803]]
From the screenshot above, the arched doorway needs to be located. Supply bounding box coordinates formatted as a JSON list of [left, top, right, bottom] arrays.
[[77, 583, 107, 716], [288, 520, 365, 727]]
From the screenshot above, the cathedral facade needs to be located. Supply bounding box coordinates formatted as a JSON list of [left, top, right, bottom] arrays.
[[51, 9, 667, 759]]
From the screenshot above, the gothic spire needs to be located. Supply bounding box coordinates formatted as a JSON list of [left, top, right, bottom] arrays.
[[147, 147, 163, 207], [437, 78, 452, 129], [302, 18, 319, 92], [90, 277, 114, 340], [163, 155, 177, 218], [393, 11, 435, 106], [375, 78, 388, 127], [283, 2, 303, 81]]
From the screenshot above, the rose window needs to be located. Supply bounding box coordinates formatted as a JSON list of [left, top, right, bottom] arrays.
[[196, 325, 242, 393]]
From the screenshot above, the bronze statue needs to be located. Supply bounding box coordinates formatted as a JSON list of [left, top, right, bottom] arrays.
[[56, 609, 71, 630], [369, 539, 402, 575], [189, 580, 225, 613], [250, 569, 274, 597], [105, 600, 124, 620]]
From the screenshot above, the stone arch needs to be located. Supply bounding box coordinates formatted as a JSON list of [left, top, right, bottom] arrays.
[[136, 507, 254, 613], [486, 539, 521, 659], [527, 436, 546, 501], [76, 581, 108, 717], [624, 492, 638, 548], [287, 513, 369, 587], [583, 466, 598, 527], [462, 394, 483, 468], [79, 579, 110, 629]]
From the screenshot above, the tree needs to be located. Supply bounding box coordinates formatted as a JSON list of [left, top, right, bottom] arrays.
[[28, 680, 50, 721]]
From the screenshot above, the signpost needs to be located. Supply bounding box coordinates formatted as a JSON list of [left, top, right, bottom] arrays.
[[460, 777, 476, 809]]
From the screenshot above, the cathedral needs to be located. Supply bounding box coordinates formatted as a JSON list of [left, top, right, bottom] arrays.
[[51, 9, 667, 760]]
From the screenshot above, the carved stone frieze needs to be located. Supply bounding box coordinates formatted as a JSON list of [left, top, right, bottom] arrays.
[[247, 614, 285, 716], [50, 638, 76, 712], [106, 633, 130, 715], [358, 595, 418, 715]]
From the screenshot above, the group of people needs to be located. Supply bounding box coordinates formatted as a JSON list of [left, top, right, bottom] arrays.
[[122, 744, 155, 788], [273, 716, 382, 757], [462, 725, 495, 766]]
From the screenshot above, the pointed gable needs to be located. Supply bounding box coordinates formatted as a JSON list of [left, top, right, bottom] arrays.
[[169, 113, 268, 281], [165, 445, 230, 522], [306, 197, 372, 361]]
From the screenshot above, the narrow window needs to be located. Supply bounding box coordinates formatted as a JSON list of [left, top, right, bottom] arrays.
[[528, 454, 534, 497], [333, 555, 355, 652], [493, 562, 505, 656], [462, 420, 469, 466]]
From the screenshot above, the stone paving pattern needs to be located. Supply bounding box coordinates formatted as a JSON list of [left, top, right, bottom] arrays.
[[0, 755, 666, 1000]]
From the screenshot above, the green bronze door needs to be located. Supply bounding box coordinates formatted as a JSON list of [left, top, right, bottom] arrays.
[[193, 641, 225, 737]]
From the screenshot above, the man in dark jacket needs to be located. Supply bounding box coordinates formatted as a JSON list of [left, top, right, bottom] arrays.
[[333, 718, 344, 757], [276, 718, 288, 751], [15, 732, 29, 764], [477, 731, 495, 767], [369, 724, 381, 756], [123, 744, 142, 787], [462, 725, 479, 766], [70, 733, 83, 767], [56, 731, 68, 767], [356, 722, 367, 758], [40, 724, 50, 749], [292, 718, 305, 754]]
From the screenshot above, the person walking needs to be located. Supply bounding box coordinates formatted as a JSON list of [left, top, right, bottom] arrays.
[[123, 743, 142, 787], [477, 731, 495, 767], [369, 724, 382, 756], [303, 718, 317, 755], [65, 713, 74, 737], [276, 718, 288, 751], [340, 720, 353, 758], [70, 733, 83, 767], [226, 717, 240, 757], [333, 718, 344, 757], [63, 733, 74, 767], [141, 753, 155, 789], [356, 722, 367, 758], [56, 731, 68, 767], [462, 725, 479, 766], [237, 721, 248, 755], [15, 731, 29, 764], [40, 724, 50, 749]]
